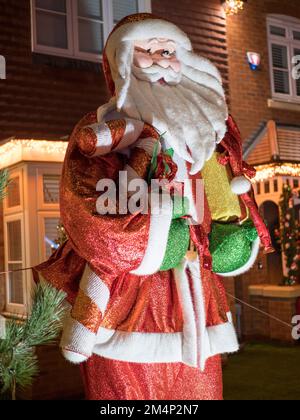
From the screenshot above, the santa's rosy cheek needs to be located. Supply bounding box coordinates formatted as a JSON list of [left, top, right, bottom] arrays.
[[133, 52, 153, 68]]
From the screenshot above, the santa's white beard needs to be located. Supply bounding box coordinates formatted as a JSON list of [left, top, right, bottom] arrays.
[[122, 70, 228, 175]]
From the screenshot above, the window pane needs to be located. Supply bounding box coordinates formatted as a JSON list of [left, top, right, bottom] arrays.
[[78, 19, 103, 54], [36, 0, 66, 13], [44, 218, 60, 258], [8, 263, 24, 305], [274, 179, 278, 192], [113, 0, 139, 23], [43, 174, 60, 204], [293, 30, 300, 41], [36, 10, 68, 49], [273, 69, 290, 94], [272, 44, 288, 69], [270, 25, 286, 37], [7, 221, 22, 261], [7, 176, 20, 208], [77, 0, 103, 19], [264, 181, 270, 194]]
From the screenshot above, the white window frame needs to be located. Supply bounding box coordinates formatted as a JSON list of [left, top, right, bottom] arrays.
[[4, 169, 24, 215], [267, 15, 300, 103], [4, 214, 26, 314], [31, 0, 152, 62]]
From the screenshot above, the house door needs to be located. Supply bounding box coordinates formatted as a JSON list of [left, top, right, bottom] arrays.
[[259, 201, 283, 284]]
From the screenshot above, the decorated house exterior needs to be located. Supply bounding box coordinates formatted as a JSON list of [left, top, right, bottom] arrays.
[[226, 1, 300, 342]]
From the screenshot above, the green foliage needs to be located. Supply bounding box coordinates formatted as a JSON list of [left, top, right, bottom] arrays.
[[0, 170, 9, 202], [0, 283, 66, 399]]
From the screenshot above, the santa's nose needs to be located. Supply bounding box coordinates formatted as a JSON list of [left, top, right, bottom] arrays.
[[152, 55, 181, 73]]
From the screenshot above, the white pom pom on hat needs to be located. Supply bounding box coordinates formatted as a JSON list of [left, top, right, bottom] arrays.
[[231, 176, 252, 195]]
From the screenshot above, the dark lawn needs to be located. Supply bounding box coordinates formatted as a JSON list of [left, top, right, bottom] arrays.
[[223, 343, 300, 400]]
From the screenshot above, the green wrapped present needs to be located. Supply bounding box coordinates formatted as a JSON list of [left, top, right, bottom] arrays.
[[210, 221, 258, 274]]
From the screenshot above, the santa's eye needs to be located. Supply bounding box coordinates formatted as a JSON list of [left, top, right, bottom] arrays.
[[161, 50, 175, 57]]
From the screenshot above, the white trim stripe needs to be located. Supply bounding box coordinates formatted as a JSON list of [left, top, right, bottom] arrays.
[[90, 122, 113, 156], [61, 315, 97, 361], [208, 319, 239, 356], [131, 194, 173, 275], [80, 265, 110, 314], [174, 261, 198, 367], [92, 319, 239, 365], [114, 118, 144, 151], [94, 330, 183, 363]]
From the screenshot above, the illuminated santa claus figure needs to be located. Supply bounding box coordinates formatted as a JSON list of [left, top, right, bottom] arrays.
[[35, 13, 272, 400]]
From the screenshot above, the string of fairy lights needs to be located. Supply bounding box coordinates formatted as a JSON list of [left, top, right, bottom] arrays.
[[222, 0, 246, 16]]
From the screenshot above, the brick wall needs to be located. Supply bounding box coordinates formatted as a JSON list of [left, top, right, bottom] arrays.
[[152, 0, 229, 89], [227, 0, 300, 140], [248, 296, 297, 342], [0, 0, 108, 141]]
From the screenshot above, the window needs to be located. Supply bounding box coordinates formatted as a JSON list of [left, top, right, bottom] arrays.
[[257, 182, 261, 195], [264, 181, 270, 194], [44, 217, 60, 258], [43, 174, 60, 204], [5, 219, 25, 306], [31, 0, 151, 62], [274, 179, 278, 192], [7, 176, 21, 208], [294, 179, 299, 189], [268, 16, 300, 103]]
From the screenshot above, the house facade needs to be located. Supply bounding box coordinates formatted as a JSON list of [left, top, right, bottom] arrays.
[[226, 0, 300, 342]]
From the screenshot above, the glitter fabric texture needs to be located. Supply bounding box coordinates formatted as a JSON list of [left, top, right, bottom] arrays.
[[160, 219, 190, 271], [71, 289, 102, 333], [202, 152, 241, 222], [210, 221, 258, 273], [81, 355, 223, 400], [129, 147, 152, 178]]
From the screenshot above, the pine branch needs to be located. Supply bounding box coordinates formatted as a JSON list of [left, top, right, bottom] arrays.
[[0, 170, 9, 202], [0, 283, 66, 399]]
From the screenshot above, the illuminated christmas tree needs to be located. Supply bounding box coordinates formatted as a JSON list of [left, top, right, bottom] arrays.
[[276, 183, 300, 286]]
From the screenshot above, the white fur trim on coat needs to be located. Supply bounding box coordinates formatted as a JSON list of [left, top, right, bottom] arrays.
[[207, 315, 239, 357], [131, 194, 173, 276], [94, 329, 183, 363]]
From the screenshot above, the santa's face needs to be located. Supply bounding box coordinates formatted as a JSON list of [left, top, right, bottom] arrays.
[[133, 38, 182, 85]]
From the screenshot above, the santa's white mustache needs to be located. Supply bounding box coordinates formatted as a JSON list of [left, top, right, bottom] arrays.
[[132, 64, 182, 85]]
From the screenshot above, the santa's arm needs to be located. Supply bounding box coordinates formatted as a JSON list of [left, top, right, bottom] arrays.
[[77, 118, 157, 157]]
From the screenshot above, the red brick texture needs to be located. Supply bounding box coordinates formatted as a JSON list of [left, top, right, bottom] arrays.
[[248, 296, 297, 343], [227, 0, 300, 140]]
